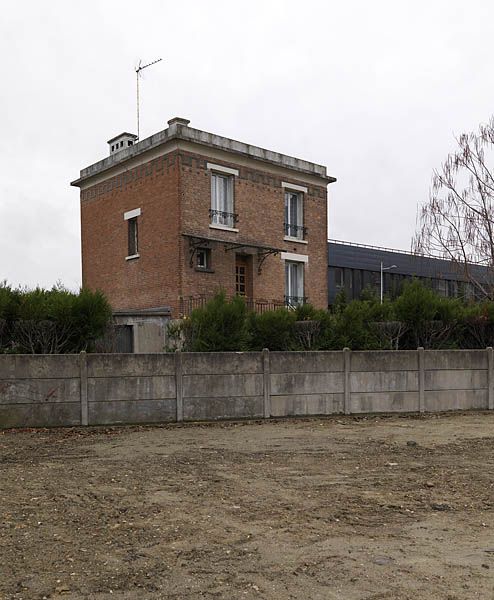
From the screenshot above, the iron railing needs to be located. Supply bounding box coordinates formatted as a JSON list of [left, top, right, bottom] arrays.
[[209, 209, 239, 228], [284, 295, 307, 308], [284, 222, 307, 239], [180, 295, 286, 316]]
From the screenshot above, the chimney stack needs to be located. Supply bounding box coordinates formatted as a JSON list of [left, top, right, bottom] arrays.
[[107, 132, 138, 156]]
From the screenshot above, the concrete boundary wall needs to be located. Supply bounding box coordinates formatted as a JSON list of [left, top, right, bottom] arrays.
[[1, 348, 493, 428]]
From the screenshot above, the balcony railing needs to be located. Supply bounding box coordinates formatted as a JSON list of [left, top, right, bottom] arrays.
[[209, 209, 239, 229], [284, 295, 307, 308], [180, 295, 286, 316], [284, 222, 307, 239]]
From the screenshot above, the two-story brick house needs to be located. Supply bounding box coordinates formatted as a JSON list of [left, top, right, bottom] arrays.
[[71, 118, 336, 351]]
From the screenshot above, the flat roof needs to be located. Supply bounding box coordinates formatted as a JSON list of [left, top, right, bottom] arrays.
[[328, 239, 489, 282], [71, 118, 336, 187]]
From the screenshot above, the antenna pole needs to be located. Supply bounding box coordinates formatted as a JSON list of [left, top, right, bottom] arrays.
[[136, 64, 141, 141], [135, 58, 162, 141]]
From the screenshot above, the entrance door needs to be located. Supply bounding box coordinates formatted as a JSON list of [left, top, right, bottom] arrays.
[[115, 325, 134, 353], [235, 255, 252, 298]]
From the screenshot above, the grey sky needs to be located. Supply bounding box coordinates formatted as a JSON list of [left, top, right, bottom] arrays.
[[1, 0, 493, 289]]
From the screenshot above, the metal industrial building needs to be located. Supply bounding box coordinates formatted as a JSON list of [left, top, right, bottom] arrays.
[[328, 239, 489, 304]]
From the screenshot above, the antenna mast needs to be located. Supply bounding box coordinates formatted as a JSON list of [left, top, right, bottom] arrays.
[[136, 58, 162, 140]]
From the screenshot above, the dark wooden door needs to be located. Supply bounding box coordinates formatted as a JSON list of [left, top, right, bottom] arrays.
[[235, 255, 252, 297]]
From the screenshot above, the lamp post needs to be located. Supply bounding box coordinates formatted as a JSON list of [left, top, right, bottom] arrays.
[[380, 262, 397, 304]]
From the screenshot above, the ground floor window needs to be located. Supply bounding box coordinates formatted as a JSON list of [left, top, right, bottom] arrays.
[[196, 248, 212, 270], [285, 261, 305, 307]]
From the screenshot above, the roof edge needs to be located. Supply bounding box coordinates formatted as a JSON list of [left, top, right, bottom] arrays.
[[72, 122, 336, 187]]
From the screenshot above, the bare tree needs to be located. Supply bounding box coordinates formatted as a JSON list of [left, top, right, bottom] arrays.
[[373, 321, 408, 350], [414, 118, 494, 298], [13, 320, 73, 354], [294, 319, 322, 350]]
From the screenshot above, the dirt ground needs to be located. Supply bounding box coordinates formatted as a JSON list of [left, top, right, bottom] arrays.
[[1, 413, 494, 600]]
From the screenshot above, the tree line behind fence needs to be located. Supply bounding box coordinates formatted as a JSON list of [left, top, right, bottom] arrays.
[[4, 280, 494, 354]]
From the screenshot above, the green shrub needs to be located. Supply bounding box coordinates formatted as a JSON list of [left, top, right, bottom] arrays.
[[184, 292, 250, 352], [0, 283, 112, 354], [0, 282, 20, 321], [330, 300, 382, 350], [248, 308, 297, 351], [394, 280, 461, 348], [69, 288, 113, 351], [460, 302, 494, 348]]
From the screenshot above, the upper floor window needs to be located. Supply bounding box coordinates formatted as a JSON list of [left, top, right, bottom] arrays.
[[124, 207, 141, 259], [284, 190, 305, 240], [128, 217, 138, 257], [210, 172, 237, 229]]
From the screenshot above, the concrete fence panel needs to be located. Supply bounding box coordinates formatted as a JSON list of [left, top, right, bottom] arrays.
[[423, 350, 489, 412], [269, 351, 344, 374], [181, 352, 264, 420], [181, 352, 262, 375], [87, 353, 175, 377], [350, 350, 419, 372], [269, 351, 344, 417], [1, 349, 494, 428], [0, 354, 81, 428], [87, 354, 176, 425], [0, 354, 80, 379], [349, 351, 419, 413]]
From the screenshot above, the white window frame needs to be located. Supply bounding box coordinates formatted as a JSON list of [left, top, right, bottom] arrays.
[[207, 163, 239, 177], [284, 189, 305, 241], [196, 248, 212, 270], [282, 181, 308, 193], [284, 260, 305, 307], [210, 171, 236, 230], [124, 208, 141, 259], [126, 217, 139, 260], [124, 207, 141, 221]]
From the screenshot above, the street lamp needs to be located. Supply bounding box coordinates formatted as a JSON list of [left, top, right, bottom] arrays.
[[380, 262, 397, 304]]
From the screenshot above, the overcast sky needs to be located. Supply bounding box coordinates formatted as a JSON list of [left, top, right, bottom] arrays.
[[1, 0, 493, 289]]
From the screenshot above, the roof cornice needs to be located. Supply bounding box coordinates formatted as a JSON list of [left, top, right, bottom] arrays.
[[71, 121, 336, 187]]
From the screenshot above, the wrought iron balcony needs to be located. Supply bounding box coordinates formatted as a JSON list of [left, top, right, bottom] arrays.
[[209, 209, 239, 229], [284, 295, 307, 308], [284, 222, 307, 239]]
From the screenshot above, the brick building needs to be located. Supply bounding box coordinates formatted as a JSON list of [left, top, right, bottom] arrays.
[[71, 118, 336, 350]]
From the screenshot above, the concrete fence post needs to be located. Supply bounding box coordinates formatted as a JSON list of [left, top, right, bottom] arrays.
[[343, 348, 351, 415], [80, 351, 88, 426], [175, 350, 183, 422], [487, 347, 494, 410], [262, 348, 271, 419], [418, 347, 425, 413]]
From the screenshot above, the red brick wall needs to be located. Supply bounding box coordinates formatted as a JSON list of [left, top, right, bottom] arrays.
[[80, 152, 182, 314], [79, 147, 329, 317], [179, 150, 328, 311]]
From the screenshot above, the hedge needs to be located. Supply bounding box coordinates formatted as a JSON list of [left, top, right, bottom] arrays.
[[169, 282, 494, 352]]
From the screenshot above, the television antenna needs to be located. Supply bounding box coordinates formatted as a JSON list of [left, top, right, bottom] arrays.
[[135, 58, 162, 140]]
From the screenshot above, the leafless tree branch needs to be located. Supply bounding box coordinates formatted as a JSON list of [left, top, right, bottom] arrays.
[[414, 117, 494, 299]]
